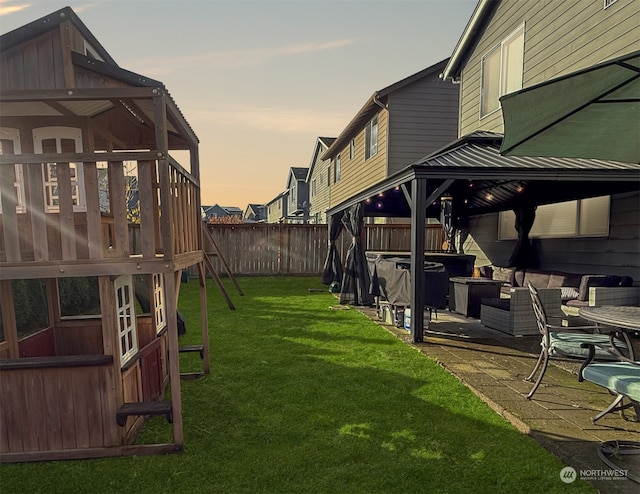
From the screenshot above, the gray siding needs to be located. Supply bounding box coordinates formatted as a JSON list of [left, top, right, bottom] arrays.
[[387, 76, 459, 174]]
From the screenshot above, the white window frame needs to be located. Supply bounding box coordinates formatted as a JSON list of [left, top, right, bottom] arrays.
[[498, 196, 610, 239], [349, 138, 355, 159], [365, 115, 378, 160], [480, 24, 524, 118], [0, 128, 26, 214], [115, 275, 138, 366], [152, 273, 167, 334], [604, 0, 618, 8], [334, 155, 341, 183], [33, 126, 86, 213]]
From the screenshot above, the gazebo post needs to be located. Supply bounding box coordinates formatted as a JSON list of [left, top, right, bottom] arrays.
[[410, 177, 427, 343]]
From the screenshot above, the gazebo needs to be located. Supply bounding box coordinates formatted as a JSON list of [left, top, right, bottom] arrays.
[[325, 131, 640, 342]]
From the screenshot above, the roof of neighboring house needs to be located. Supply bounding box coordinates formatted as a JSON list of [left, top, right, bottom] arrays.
[[222, 206, 243, 215], [291, 167, 308, 180], [318, 137, 336, 148], [322, 58, 450, 161], [440, 0, 500, 81], [0, 6, 198, 144], [306, 137, 336, 181], [265, 191, 287, 207]]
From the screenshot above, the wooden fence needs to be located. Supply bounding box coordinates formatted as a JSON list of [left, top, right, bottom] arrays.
[[200, 223, 445, 277]]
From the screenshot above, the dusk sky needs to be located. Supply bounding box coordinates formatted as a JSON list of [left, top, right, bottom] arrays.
[[0, 0, 477, 210]]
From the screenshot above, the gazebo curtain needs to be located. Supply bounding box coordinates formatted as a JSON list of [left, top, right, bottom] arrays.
[[321, 212, 344, 284], [508, 204, 537, 269], [339, 203, 372, 306]]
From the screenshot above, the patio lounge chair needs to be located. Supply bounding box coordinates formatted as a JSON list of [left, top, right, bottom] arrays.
[[525, 283, 628, 399]]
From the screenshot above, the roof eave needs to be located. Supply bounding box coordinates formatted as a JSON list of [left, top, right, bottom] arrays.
[[441, 0, 500, 81]]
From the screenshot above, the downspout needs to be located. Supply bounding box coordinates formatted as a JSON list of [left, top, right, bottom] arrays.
[[373, 93, 388, 205], [373, 92, 387, 110]]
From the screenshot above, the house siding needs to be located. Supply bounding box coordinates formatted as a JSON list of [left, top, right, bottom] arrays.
[[330, 109, 388, 207], [307, 144, 333, 224], [455, 0, 640, 280], [458, 0, 640, 136], [386, 77, 459, 174]]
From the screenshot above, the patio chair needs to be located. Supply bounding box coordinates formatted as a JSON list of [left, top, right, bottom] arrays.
[[579, 337, 640, 424], [525, 283, 628, 399]]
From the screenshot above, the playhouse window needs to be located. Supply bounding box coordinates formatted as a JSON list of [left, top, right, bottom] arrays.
[[115, 275, 138, 366], [33, 127, 86, 213], [152, 273, 166, 333]]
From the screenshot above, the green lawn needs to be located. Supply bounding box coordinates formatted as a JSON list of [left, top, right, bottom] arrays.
[[0, 276, 593, 493]]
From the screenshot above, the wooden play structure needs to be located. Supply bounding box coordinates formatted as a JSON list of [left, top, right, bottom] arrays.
[[0, 7, 211, 461]]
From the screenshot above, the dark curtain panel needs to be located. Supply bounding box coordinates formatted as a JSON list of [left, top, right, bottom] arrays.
[[508, 205, 537, 269], [339, 203, 373, 306], [321, 212, 344, 284]]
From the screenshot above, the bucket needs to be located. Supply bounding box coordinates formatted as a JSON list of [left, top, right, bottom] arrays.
[[404, 308, 411, 331]]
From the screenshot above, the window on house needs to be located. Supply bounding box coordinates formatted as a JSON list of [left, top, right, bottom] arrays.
[[115, 275, 138, 366], [312, 179, 317, 197], [481, 25, 524, 117], [152, 273, 166, 334], [604, 0, 618, 8], [498, 196, 610, 239], [33, 127, 86, 212], [334, 155, 341, 182], [365, 115, 378, 159], [350, 138, 355, 159], [327, 167, 331, 187], [0, 128, 26, 214]]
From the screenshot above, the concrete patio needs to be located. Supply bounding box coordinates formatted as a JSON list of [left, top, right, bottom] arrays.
[[358, 307, 640, 493]]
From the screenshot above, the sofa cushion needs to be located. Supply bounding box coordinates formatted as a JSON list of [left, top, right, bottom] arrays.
[[514, 269, 526, 287], [548, 272, 582, 288], [565, 298, 589, 308], [492, 266, 516, 285], [577, 275, 622, 301], [523, 270, 552, 289], [560, 286, 580, 301], [481, 297, 510, 311]]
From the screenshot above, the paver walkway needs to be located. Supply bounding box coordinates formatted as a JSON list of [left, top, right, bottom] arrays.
[[358, 307, 640, 494]]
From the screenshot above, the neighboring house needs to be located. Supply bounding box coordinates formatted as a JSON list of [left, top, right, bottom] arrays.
[[202, 204, 243, 222], [321, 59, 459, 210], [306, 137, 336, 224], [266, 191, 288, 223], [244, 203, 267, 222], [440, 0, 640, 274], [0, 6, 209, 461], [286, 166, 310, 223]]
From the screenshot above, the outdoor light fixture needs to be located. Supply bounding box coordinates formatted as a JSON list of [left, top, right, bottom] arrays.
[[440, 195, 455, 253]]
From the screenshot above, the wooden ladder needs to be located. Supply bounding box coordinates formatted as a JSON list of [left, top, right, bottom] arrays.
[[201, 223, 243, 310]]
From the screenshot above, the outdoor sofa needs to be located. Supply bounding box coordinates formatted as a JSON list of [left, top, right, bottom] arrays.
[[478, 266, 639, 336]]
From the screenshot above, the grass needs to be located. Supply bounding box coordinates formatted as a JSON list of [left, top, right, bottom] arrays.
[[0, 276, 594, 493]]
